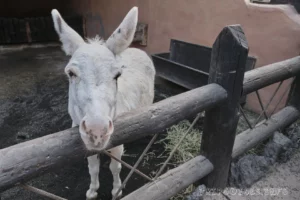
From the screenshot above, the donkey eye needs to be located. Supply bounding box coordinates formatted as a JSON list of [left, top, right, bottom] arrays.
[[68, 70, 76, 78], [114, 72, 121, 80]]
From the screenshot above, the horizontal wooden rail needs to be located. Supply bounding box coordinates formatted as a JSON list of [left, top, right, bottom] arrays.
[[232, 106, 300, 159], [121, 155, 213, 200], [243, 56, 300, 95], [0, 83, 227, 192], [108, 83, 227, 148]]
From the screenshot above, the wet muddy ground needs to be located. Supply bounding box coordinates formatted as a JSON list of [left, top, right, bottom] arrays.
[[0, 46, 190, 200]]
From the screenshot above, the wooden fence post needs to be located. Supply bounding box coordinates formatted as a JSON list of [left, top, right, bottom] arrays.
[[200, 25, 249, 189]]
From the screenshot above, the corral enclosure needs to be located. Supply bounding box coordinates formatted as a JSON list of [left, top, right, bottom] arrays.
[[1, 24, 300, 200], [1, 1, 300, 200]]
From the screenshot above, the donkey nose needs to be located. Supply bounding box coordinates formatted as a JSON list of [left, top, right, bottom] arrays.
[[79, 115, 114, 145]]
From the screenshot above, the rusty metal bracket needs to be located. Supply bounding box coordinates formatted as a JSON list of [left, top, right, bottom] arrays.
[[133, 23, 148, 46]]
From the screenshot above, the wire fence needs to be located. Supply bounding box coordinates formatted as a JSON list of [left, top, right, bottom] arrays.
[[238, 78, 295, 133]]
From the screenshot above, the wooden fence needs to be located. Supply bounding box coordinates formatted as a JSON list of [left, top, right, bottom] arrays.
[[1, 24, 300, 199]]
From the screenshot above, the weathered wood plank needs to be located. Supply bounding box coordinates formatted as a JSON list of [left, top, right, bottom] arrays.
[[232, 106, 300, 159], [243, 56, 300, 95], [201, 25, 248, 189], [121, 156, 213, 200], [0, 83, 227, 192]]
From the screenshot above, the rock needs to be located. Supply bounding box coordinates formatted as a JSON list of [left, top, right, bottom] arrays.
[[186, 185, 206, 200], [229, 131, 296, 189], [264, 132, 292, 163], [286, 125, 300, 149], [229, 155, 269, 188]]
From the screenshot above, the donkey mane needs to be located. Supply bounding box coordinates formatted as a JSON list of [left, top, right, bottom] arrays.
[[86, 35, 105, 45]]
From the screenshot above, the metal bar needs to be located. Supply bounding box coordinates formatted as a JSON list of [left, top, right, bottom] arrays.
[[154, 113, 202, 179], [112, 134, 158, 200], [103, 151, 152, 182], [253, 81, 283, 126], [20, 184, 67, 200], [255, 90, 268, 119], [270, 79, 295, 116], [239, 105, 253, 129]]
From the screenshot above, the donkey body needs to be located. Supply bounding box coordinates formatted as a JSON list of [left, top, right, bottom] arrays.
[[51, 7, 155, 199]]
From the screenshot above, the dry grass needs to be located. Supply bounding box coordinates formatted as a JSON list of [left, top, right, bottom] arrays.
[[157, 120, 202, 200], [157, 120, 202, 164]]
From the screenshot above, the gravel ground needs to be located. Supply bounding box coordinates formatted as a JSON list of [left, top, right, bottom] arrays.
[[203, 150, 300, 200]]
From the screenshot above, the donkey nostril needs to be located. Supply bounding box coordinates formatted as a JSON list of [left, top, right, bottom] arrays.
[[80, 119, 87, 132], [108, 120, 113, 130], [104, 118, 114, 137]]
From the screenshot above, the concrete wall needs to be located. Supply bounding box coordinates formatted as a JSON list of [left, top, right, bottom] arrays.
[[68, 0, 300, 114]]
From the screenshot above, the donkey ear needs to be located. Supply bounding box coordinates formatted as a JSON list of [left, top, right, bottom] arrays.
[[106, 7, 138, 55], [51, 9, 85, 56]]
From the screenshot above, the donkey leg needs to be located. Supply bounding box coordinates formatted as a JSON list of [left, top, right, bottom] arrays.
[[109, 145, 124, 197], [86, 154, 100, 199], [72, 121, 77, 127]]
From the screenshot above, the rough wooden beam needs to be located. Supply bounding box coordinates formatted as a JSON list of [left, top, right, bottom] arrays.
[[121, 156, 213, 200], [201, 25, 248, 189], [107, 83, 227, 149], [243, 56, 300, 95], [232, 106, 300, 159], [0, 83, 227, 192]]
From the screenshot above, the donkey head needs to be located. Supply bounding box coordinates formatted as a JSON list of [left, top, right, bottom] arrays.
[[51, 7, 138, 150]]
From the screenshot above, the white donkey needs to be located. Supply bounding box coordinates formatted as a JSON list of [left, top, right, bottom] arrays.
[[51, 7, 155, 199]]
